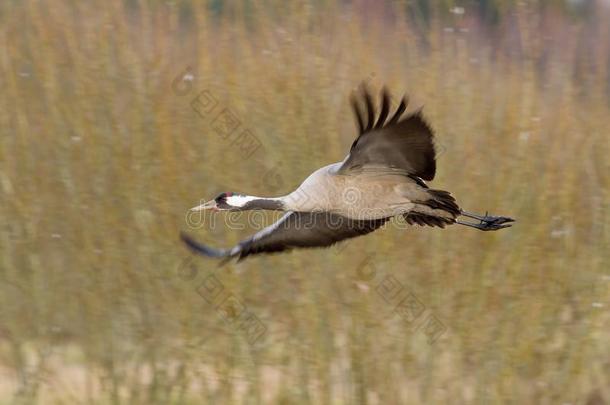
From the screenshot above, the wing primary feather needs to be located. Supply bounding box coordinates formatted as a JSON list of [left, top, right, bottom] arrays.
[[375, 88, 390, 129], [364, 90, 375, 131], [180, 232, 234, 258], [351, 95, 364, 134], [387, 96, 408, 125]]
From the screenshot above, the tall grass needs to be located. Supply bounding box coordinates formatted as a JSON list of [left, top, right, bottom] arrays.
[[0, 0, 608, 403]]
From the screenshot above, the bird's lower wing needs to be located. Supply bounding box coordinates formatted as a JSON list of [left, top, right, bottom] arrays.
[[181, 211, 390, 261]]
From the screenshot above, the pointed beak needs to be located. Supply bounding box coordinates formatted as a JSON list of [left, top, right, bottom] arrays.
[[190, 200, 217, 211]]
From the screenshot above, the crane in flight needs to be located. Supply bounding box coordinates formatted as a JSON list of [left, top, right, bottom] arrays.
[[181, 87, 514, 261]]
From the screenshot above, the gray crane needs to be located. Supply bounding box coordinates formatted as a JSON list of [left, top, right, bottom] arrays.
[[181, 87, 514, 261]]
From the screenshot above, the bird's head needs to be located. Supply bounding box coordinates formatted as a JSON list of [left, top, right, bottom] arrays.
[[191, 192, 256, 212]]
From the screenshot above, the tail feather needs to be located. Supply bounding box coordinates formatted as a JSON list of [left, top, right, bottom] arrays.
[[423, 189, 461, 217], [404, 211, 454, 228], [405, 189, 461, 229]]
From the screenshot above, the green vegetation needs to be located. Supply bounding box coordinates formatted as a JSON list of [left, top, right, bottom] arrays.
[[0, 1, 608, 403]]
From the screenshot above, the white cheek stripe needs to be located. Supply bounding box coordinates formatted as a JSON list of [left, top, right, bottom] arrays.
[[226, 195, 259, 207]]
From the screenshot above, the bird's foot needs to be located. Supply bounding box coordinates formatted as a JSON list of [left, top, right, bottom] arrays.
[[457, 211, 515, 231]]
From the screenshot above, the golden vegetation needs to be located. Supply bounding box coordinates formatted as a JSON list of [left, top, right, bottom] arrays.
[[0, 1, 608, 403]]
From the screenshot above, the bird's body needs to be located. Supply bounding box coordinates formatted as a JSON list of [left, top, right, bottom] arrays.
[[286, 164, 436, 220], [181, 86, 514, 261]]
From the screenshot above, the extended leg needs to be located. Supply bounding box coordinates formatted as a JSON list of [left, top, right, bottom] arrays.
[[456, 210, 515, 231]]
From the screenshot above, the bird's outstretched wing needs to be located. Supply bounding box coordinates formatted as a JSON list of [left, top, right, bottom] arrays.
[[339, 88, 437, 181], [181, 212, 390, 261]]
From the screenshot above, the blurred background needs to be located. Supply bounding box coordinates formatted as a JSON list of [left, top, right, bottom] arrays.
[[1, 0, 609, 403]]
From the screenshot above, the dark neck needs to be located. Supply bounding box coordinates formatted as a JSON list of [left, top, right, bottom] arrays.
[[243, 198, 285, 211]]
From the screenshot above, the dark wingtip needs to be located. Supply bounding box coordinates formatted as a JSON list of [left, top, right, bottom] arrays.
[[387, 95, 408, 126], [375, 87, 390, 129], [180, 231, 230, 258], [363, 89, 375, 132], [350, 94, 365, 134]]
